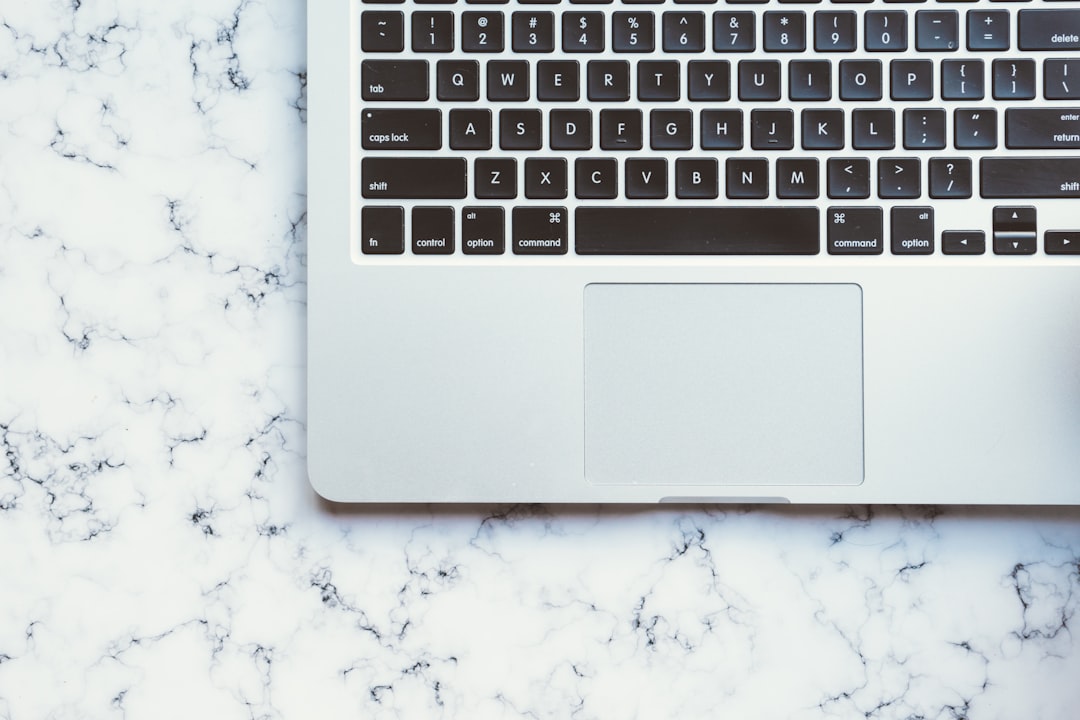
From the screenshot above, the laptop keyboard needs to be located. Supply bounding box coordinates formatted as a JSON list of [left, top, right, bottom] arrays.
[[355, 0, 1080, 257]]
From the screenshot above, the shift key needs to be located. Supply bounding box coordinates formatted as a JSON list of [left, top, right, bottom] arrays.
[[362, 109, 441, 150], [362, 158, 467, 199]]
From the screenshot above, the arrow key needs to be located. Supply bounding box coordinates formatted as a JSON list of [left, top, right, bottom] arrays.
[[993, 205, 1036, 255], [1045, 231, 1080, 255], [942, 230, 985, 256]]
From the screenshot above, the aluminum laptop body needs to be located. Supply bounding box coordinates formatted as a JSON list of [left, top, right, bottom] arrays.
[[308, 0, 1080, 503]]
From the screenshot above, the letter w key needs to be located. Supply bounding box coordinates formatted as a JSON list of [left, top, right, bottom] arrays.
[[488, 61, 530, 101]]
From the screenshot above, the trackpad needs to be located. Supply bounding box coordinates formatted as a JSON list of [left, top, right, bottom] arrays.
[[584, 284, 864, 486]]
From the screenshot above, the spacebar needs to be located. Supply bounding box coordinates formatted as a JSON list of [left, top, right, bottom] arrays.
[[575, 207, 820, 255]]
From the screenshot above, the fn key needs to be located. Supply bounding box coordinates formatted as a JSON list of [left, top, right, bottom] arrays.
[[362, 206, 404, 254]]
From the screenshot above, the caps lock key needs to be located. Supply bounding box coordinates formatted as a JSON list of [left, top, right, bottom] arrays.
[[361, 109, 441, 150]]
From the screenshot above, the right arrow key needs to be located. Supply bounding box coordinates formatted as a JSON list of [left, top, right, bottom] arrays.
[[1045, 231, 1080, 255], [993, 206, 1037, 255]]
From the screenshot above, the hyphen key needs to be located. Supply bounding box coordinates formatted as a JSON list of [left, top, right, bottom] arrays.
[[362, 158, 467, 199]]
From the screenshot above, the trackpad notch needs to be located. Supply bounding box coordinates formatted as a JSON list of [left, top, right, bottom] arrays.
[[584, 284, 864, 486]]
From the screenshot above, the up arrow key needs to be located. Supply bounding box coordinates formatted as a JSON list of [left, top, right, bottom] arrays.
[[992, 205, 1037, 255]]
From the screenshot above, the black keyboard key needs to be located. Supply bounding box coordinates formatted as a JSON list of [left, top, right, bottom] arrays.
[[488, 60, 530, 101], [688, 60, 730, 100], [827, 207, 883, 255], [588, 61, 630, 101], [413, 11, 454, 51], [815, 11, 856, 52], [763, 11, 806, 52], [903, 108, 946, 150], [675, 158, 719, 199], [789, 60, 831, 101], [1045, 231, 1080, 255], [361, 206, 405, 255], [663, 11, 706, 51], [941, 59, 984, 100], [776, 158, 819, 199], [449, 108, 492, 150], [968, 10, 1009, 51], [625, 159, 668, 199], [362, 11, 405, 52], [701, 109, 744, 149], [915, 10, 959, 51], [751, 109, 794, 150], [462, 207, 505, 255], [891, 207, 934, 255], [537, 60, 580, 101], [802, 109, 844, 150], [942, 230, 985, 256], [726, 158, 769, 199], [575, 207, 820, 255], [852, 109, 894, 150], [1018, 10, 1080, 51], [462, 11, 504, 52], [739, 60, 781, 101], [954, 108, 996, 149], [412, 207, 455, 254], [1005, 109, 1080, 149], [650, 110, 693, 149], [575, 158, 619, 199], [363, 158, 466, 199], [877, 158, 921, 199], [613, 12, 655, 52], [525, 158, 568, 199], [992, 206, 1037, 255], [981, 158, 1080, 198], [550, 109, 593, 149], [512, 11, 554, 52], [361, 60, 429, 101], [437, 60, 479, 101], [839, 60, 882, 101], [1044, 60, 1080, 100], [600, 109, 643, 150], [513, 207, 568, 255], [992, 59, 1035, 100], [890, 60, 933, 100], [638, 61, 681, 101], [865, 11, 907, 52], [827, 158, 871, 199], [475, 158, 517, 199], [713, 12, 756, 52], [499, 109, 542, 149], [928, 157, 972, 198], [564, 12, 605, 52]]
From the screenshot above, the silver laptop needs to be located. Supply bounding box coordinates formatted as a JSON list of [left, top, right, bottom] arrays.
[[307, 0, 1080, 503]]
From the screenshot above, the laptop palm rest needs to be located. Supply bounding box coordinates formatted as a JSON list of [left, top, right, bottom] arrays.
[[584, 283, 864, 486]]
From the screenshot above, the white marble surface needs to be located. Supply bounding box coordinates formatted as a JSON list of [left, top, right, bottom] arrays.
[[1, 1, 1079, 717]]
